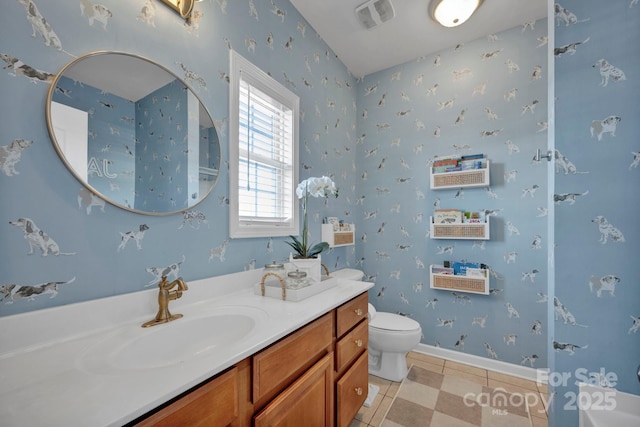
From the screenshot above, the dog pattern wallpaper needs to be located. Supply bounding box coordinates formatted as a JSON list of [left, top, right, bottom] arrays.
[[1, 1, 639, 425], [356, 20, 550, 369], [1, 0, 357, 310], [553, 1, 640, 425]]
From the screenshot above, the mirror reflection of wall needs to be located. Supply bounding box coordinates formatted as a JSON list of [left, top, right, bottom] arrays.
[[133, 79, 192, 211], [198, 106, 219, 197], [48, 52, 221, 215], [53, 75, 196, 211], [53, 75, 135, 208], [49, 100, 89, 182]]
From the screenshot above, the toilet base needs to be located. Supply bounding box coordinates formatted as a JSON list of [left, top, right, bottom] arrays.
[[368, 348, 409, 382]]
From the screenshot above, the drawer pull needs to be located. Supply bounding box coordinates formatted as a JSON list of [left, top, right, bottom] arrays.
[[354, 339, 363, 347], [354, 308, 363, 316], [355, 387, 363, 396]]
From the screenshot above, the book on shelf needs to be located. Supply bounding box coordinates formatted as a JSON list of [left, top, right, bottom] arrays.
[[432, 263, 485, 277], [459, 159, 483, 170], [432, 266, 454, 275], [431, 154, 486, 173], [452, 261, 480, 275], [460, 153, 484, 161], [434, 209, 463, 224], [433, 157, 458, 163], [465, 268, 486, 278], [463, 211, 485, 223], [432, 159, 459, 172], [432, 165, 449, 173], [432, 153, 461, 161], [466, 218, 484, 223]]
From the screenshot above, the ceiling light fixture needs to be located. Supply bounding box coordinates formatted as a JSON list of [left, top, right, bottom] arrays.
[[430, 0, 483, 28], [159, 0, 194, 18]]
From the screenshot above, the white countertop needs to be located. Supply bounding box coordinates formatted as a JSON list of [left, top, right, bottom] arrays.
[[0, 269, 372, 427]]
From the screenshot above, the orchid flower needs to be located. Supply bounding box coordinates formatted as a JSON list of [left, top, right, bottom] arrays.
[[286, 176, 338, 258]]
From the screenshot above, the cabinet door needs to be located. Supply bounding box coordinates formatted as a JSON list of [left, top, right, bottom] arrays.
[[254, 353, 334, 427], [336, 351, 368, 427], [134, 366, 239, 427]]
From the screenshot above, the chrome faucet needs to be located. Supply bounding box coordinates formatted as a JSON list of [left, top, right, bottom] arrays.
[[142, 276, 188, 328]]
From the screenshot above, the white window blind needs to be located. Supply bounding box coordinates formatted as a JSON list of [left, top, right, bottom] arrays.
[[229, 50, 299, 238], [238, 80, 293, 223]]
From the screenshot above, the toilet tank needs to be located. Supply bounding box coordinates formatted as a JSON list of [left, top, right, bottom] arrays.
[[331, 268, 364, 281]]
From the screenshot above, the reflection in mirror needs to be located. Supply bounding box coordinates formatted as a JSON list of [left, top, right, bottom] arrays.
[[46, 51, 220, 215]]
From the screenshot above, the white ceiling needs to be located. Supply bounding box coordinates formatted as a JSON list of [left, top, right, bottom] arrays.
[[63, 53, 176, 102], [289, 0, 547, 78]]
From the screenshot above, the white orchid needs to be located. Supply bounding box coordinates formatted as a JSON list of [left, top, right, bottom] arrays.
[[287, 176, 339, 258], [296, 176, 338, 199]]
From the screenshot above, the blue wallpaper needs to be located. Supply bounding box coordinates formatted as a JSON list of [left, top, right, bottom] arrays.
[[1, 0, 356, 311], [134, 79, 191, 212], [1, 2, 639, 426], [54, 75, 137, 206], [553, 1, 640, 425], [357, 22, 549, 368]]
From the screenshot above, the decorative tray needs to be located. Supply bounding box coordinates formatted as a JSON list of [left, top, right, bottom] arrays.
[[254, 276, 338, 301]]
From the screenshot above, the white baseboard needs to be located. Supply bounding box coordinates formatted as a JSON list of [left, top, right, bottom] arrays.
[[413, 343, 547, 383]]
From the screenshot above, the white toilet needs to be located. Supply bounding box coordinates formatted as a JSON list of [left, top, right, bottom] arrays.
[[331, 269, 422, 382]]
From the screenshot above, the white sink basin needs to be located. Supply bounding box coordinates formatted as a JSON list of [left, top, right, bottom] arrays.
[[79, 305, 267, 374]]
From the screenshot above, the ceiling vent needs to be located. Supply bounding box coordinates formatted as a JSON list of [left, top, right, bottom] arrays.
[[355, 0, 395, 30]]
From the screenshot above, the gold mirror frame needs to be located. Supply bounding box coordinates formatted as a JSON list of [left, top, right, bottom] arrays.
[[46, 51, 220, 216]]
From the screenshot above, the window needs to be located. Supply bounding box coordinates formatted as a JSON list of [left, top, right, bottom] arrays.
[[229, 50, 299, 238]]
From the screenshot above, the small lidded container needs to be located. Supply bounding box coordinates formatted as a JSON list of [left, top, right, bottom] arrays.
[[263, 261, 286, 286], [286, 269, 309, 290]]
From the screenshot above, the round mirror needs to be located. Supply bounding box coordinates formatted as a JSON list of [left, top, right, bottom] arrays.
[[46, 51, 220, 215]]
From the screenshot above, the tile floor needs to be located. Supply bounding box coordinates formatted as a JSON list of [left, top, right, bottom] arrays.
[[349, 352, 548, 427]]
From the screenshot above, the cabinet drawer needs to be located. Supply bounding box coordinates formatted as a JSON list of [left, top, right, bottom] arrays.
[[336, 292, 368, 338], [336, 350, 368, 427], [254, 353, 333, 427], [253, 312, 333, 406], [335, 319, 368, 374], [134, 366, 238, 427]]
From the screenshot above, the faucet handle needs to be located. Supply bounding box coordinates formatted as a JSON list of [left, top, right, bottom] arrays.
[[175, 277, 188, 291]]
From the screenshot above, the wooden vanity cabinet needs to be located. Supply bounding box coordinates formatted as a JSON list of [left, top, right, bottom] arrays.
[[253, 293, 368, 427], [132, 291, 369, 427], [334, 292, 369, 427]]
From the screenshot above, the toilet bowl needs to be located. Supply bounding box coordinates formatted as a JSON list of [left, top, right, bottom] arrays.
[[331, 269, 422, 382]]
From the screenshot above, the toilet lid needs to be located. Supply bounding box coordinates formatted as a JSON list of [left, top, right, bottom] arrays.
[[370, 312, 420, 331]]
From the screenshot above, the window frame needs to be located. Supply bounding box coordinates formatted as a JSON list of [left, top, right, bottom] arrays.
[[229, 49, 299, 238]]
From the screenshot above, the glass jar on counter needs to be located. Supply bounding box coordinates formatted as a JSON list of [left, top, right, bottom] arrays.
[[286, 269, 309, 290], [263, 261, 286, 286]]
